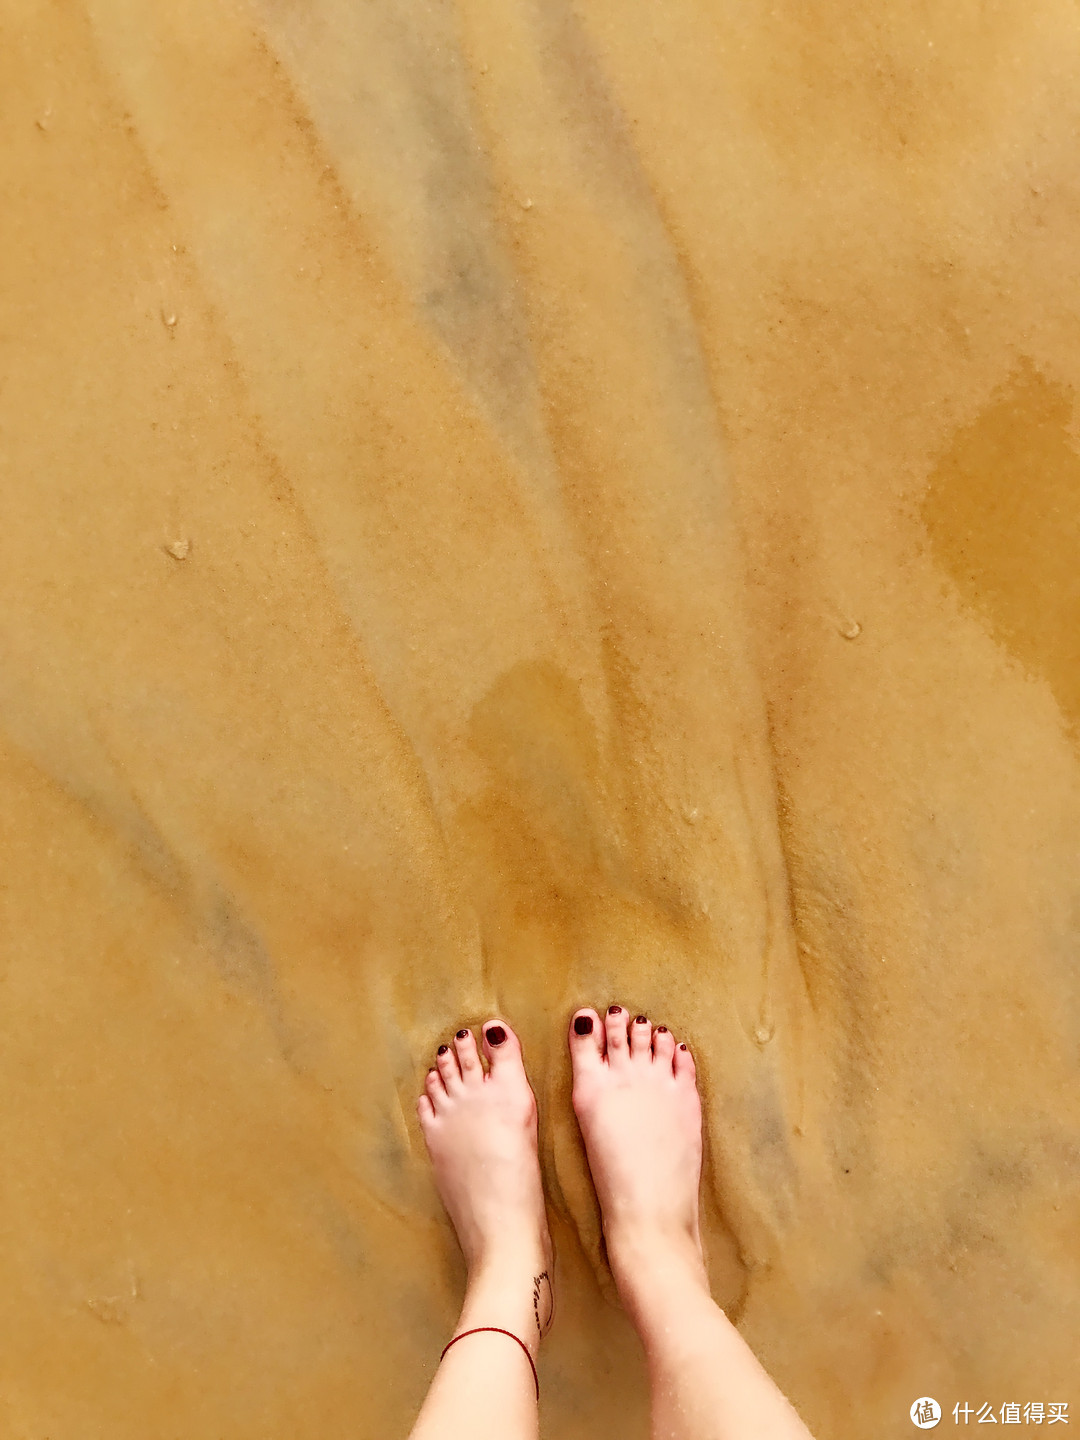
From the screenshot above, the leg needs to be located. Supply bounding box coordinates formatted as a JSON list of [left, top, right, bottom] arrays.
[[569, 1004, 814, 1440], [410, 1021, 554, 1440]]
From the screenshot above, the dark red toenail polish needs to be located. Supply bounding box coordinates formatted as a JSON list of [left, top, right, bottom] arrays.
[[456, 1029, 469, 1039], [679, 1043, 687, 1051], [438, 1044, 449, 1055], [574, 1015, 593, 1035], [608, 1004, 622, 1014], [657, 1026, 668, 1033], [635, 1014, 648, 1025], [485, 1026, 506, 1046]]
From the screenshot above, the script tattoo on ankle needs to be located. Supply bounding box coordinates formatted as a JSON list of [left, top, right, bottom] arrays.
[[532, 1270, 551, 1338]]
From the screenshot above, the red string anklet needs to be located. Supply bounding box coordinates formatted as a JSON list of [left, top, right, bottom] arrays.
[[440, 1326, 539, 1401]]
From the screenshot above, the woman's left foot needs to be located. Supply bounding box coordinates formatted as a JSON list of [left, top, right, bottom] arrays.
[[417, 1021, 554, 1345]]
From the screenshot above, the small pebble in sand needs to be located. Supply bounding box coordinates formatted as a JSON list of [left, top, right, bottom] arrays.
[[165, 539, 190, 560], [162, 310, 178, 328], [839, 620, 862, 640], [519, 196, 533, 210]]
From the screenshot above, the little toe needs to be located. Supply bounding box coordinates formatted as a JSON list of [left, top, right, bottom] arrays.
[[480, 1018, 521, 1073], [416, 1092, 435, 1124], [453, 1027, 483, 1085], [435, 1042, 463, 1092], [604, 1003, 630, 1064], [674, 1039, 697, 1083], [629, 1013, 652, 1057], [424, 1066, 448, 1112], [568, 1008, 604, 1070], [652, 1023, 676, 1070]]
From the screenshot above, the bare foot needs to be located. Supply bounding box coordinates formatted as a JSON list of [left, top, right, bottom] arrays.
[[417, 1021, 554, 1353], [568, 1004, 710, 1308]]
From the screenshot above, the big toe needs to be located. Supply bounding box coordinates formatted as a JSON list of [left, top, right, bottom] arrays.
[[480, 1017, 524, 1075], [568, 1007, 604, 1073]]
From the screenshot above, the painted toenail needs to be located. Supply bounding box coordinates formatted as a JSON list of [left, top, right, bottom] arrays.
[[679, 1043, 687, 1050], [608, 1005, 622, 1014], [635, 1014, 648, 1024], [456, 1029, 469, 1039], [657, 1025, 668, 1033], [438, 1044, 449, 1055], [574, 1015, 593, 1035], [485, 1026, 506, 1046]]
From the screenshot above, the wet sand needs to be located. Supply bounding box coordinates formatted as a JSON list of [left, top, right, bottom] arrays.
[[1, 1, 1078, 1435]]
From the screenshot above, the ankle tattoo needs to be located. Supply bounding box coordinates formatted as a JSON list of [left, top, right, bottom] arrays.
[[531, 1269, 552, 1338]]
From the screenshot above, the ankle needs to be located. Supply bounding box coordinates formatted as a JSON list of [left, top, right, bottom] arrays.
[[461, 1244, 554, 1356], [605, 1223, 710, 1307], [465, 1231, 552, 1287]]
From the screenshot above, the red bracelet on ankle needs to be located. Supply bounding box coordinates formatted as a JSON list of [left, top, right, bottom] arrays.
[[440, 1327, 539, 1401]]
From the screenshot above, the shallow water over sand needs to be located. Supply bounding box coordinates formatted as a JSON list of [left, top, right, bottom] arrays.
[[1, 2, 1078, 1435]]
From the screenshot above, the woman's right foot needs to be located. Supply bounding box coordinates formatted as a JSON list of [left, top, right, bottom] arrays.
[[568, 1004, 710, 1308]]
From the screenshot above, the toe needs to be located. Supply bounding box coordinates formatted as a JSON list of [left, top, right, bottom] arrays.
[[629, 1013, 652, 1057], [424, 1066, 448, 1111], [453, 1027, 483, 1085], [652, 1023, 676, 1070], [480, 1018, 521, 1072], [674, 1039, 697, 1084], [436, 1042, 463, 1093], [416, 1092, 436, 1124], [604, 1003, 630, 1064], [568, 1007, 604, 1071]]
